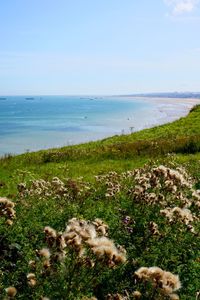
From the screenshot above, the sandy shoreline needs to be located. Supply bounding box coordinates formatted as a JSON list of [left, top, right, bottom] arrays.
[[128, 97, 200, 129], [128, 96, 200, 108], [137, 96, 200, 107]]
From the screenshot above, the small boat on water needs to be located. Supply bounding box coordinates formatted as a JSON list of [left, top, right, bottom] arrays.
[[0, 97, 7, 100], [25, 97, 35, 100]]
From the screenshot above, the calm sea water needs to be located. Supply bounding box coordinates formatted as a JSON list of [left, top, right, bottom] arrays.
[[0, 96, 159, 155]]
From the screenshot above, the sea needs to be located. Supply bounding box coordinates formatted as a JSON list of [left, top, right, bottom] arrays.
[[0, 95, 187, 156]]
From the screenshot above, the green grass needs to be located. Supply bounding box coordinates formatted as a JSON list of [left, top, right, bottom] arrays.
[[1, 105, 200, 179], [0, 105, 200, 299]]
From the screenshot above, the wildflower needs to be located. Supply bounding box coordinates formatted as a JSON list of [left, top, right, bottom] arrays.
[[147, 193, 158, 204], [92, 218, 108, 236], [132, 291, 142, 299], [44, 226, 57, 246], [135, 267, 149, 280], [134, 185, 145, 195], [27, 273, 36, 279], [149, 222, 160, 235], [196, 291, 200, 300], [160, 270, 181, 294], [28, 260, 36, 269], [38, 248, 51, 259], [44, 226, 57, 238], [43, 259, 51, 269], [56, 232, 66, 249], [83, 257, 95, 268], [169, 294, 179, 300], [0, 197, 16, 221], [135, 266, 181, 296], [64, 218, 126, 265], [123, 216, 131, 225], [0, 197, 15, 208], [106, 294, 125, 300], [53, 250, 66, 262], [5, 286, 17, 298], [38, 217, 126, 271], [192, 190, 200, 208], [27, 273, 37, 287], [6, 219, 13, 226], [187, 224, 197, 234], [6, 207, 16, 218], [28, 278, 37, 287], [160, 207, 194, 226], [192, 190, 200, 200], [17, 182, 26, 192]]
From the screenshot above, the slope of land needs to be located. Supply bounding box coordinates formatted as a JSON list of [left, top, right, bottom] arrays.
[[0, 105, 200, 300]]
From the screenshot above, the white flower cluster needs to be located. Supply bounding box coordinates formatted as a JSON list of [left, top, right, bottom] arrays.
[[33, 218, 126, 272], [27, 218, 126, 296], [63, 218, 126, 267], [149, 221, 160, 236], [0, 197, 15, 225], [27, 218, 126, 287], [106, 290, 142, 299], [130, 165, 195, 207], [106, 293, 128, 299], [160, 207, 194, 224], [160, 206, 197, 233], [153, 165, 192, 188], [5, 286, 17, 299], [18, 177, 69, 199], [192, 190, 200, 208], [135, 266, 181, 299], [18, 176, 91, 201], [95, 171, 122, 198]]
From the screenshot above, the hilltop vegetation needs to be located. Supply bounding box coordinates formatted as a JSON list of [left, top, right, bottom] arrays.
[[0, 105, 200, 300]]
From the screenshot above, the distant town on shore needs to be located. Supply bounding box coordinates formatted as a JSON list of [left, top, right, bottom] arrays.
[[121, 92, 200, 98]]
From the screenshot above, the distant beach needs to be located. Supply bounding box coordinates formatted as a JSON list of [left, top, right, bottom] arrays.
[[0, 96, 200, 156], [129, 96, 200, 125]]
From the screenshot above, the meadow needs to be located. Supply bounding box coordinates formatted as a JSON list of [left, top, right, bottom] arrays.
[[0, 105, 200, 300]]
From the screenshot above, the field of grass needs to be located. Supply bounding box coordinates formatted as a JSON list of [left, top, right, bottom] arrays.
[[0, 105, 200, 299]]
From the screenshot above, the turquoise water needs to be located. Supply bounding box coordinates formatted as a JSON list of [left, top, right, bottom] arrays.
[[0, 96, 157, 155]]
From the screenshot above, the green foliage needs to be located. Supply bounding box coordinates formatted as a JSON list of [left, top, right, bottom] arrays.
[[0, 105, 200, 299]]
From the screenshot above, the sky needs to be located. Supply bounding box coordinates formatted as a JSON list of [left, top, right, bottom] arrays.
[[0, 0, 200, 95]]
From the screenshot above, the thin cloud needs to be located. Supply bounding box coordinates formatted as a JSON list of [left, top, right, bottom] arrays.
[[165, 0, 199, 15]]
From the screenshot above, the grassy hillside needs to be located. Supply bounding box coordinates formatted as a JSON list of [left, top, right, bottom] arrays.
[[0, 105, 200, 300]]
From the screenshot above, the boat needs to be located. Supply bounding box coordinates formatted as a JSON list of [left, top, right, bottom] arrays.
[[0, 97, 7, 100], [25, 97, 35, 100]]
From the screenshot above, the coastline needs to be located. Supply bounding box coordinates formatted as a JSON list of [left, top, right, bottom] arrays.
[[0, 96, 200, 157], [129, 96, 200, 128]]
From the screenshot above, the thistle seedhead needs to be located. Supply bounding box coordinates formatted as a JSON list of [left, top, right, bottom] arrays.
[[5, 286, 17, 298]]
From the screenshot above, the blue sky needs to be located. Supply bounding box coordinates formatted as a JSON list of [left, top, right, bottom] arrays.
[[0, 0, 200, 95]]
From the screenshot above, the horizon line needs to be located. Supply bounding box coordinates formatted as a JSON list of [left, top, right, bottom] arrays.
[[0, 91, 200, 97]]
